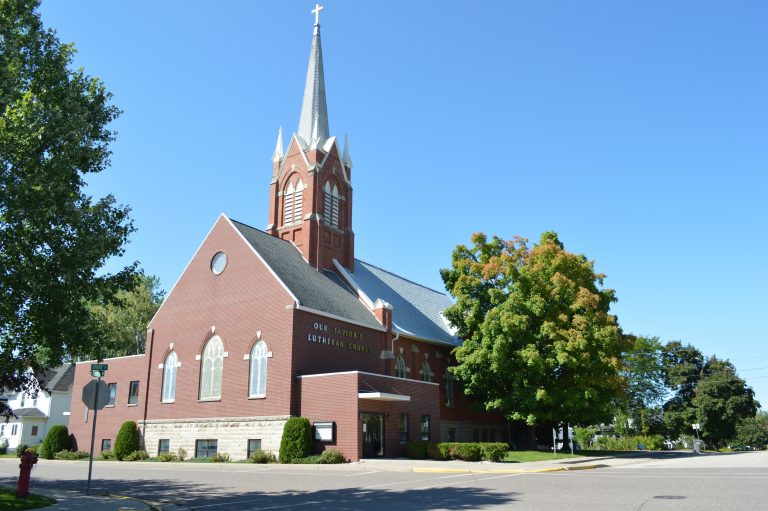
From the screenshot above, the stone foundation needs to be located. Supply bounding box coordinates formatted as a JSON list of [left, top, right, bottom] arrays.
[[139, 415, 289, 460]]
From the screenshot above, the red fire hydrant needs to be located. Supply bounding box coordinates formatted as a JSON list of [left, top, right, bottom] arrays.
[[17, 450, 38, 498]]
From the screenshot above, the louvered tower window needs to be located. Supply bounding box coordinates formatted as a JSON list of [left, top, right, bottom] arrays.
[[283, 179, 305, 226], [323, 181, 340, 229]]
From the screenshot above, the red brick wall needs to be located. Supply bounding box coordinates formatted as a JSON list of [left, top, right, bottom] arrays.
[[144, 215, 296, 421], [297, 372, 440, 461], [68, 355, 148, 453]]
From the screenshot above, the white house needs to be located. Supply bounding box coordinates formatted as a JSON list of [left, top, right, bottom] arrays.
[[1, 365, 75, 452]]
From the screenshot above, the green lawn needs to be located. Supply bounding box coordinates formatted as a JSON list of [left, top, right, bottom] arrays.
[[0, 488, 56, 511], [502, 450, 587, 462]]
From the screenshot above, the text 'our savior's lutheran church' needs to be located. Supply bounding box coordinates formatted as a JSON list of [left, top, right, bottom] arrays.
[[68, 6, 506, 461]]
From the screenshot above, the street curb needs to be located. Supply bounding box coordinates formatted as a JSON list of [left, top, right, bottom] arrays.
[[412, 463, 606, 475], [106, 494, 163, 511]]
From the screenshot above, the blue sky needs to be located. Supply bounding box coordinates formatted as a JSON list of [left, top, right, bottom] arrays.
[[39, 1, 767, 405]]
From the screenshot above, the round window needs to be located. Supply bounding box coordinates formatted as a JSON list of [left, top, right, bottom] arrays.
[[211, 251, 227, 275]]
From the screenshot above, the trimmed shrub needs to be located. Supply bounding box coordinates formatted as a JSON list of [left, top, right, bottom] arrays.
[[405, 440, 430, 459], [210, 452, 230, 462], [279, 417, 312, 463], [100, 450, 115, 460], [158, 451, 178, 462], [15, 443, 28, 458], [54, 450, 89, 460], [176, 447, 188, 461], [123, 450, 149, 461], [248, 450, 277, 464], [26, 445, 38, 455], [114, 421, 139, 461], [0, 439, 8, 454], [427, 442, 450, 461], [40, 424, 70, 459], [454, 443, 482, 461], [319, 449, 347, 464], [480, 443, 509, 462]]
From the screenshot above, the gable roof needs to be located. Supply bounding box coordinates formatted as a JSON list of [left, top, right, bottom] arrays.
[[11, 407, 46, 418], [349, 260, 460, 347], [39, 364, 75, 392], [228, 219, 383, 330]]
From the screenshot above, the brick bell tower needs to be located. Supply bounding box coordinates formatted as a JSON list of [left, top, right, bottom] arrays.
[[266, 4, 355, 272]]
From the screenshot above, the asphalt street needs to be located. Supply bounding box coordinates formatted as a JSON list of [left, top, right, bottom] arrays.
[[1, 451, 766, 510]]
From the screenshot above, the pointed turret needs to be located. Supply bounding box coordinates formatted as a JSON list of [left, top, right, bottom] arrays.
[[272, 127, 284, 163], [297, 5, 329, 148], [342, 133, 353, 168]]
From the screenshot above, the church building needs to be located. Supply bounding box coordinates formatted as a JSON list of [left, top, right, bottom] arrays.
[[68, 7, 505, 462]]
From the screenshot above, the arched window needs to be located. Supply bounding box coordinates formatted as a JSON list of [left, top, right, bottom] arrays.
[[422, 360, 432, 383], [249, 340, 268, 398], [200, 335, 224, 400], [395, 355, 406, 379], [283, 179, 305, 226], [444, 370, 455, 407], [323, 181, 340, 229], [162, 351, 178, 402]]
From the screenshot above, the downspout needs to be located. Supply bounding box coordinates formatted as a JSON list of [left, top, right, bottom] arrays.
[[141, 328, 154, 446]]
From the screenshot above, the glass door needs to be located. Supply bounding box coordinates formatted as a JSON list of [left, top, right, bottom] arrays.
[[360, 412, 384, 458]]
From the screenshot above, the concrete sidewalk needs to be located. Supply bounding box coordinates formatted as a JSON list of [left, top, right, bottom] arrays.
[[29, 488, 158, 511]]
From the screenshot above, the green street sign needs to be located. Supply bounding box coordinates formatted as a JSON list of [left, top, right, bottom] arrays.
[[90, 363, 108, 378]]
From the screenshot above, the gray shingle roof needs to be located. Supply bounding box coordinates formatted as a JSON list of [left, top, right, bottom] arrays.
[[11, 407, 46, 418], [39, 364, 75, 392], [229, 219, 382, 330], [350, 260, 460, 347]]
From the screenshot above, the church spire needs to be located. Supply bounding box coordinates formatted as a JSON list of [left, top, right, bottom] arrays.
[[297, 4, 329, 148]]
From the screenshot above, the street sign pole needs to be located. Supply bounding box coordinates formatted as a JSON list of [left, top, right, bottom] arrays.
[[86, 374, 101, 496]]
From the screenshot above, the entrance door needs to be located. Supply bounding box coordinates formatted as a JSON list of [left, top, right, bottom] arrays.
[[360, 412, 384, 458]]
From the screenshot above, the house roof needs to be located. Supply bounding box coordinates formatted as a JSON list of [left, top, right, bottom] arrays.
[[39, 364, 76, 392], [11, 407, 46, 418], [349, 260, 461, 347], [229, 219, 382, 330]]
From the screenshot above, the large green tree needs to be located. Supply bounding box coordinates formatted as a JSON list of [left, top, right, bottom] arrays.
[[441, 232, 626, 438], [86, 274, 164, 359], [0, 0, 135, 418], [691, 357, 758, 449], [661, 342, 705, 439], [619, 335, 667, 434]]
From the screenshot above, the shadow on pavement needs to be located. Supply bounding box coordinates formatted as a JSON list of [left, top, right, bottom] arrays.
[[0, 476, 519, 510]]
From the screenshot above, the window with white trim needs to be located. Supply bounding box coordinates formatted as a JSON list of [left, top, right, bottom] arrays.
[[395, 355, 406, 379], [249, 340, 267, 398], [200, 336, 224, 400], [323, 181, 340, 229], [283, 179, 305, 226], [162, 351, 178, 402]]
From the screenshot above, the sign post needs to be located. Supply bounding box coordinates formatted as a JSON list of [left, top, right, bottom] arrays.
[[82, 364, 109, 496]]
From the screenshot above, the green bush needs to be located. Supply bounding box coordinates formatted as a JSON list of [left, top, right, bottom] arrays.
[[573, 426, 597, 449], [210, 452, 230, 462], [248, 449, 277, 464], [427, 442, 450, 460], [53, 450, 89, 460], [480, 443, 508, 462], [0, 439, 8, 454], [114, 421, 139, 461], [279, 417, 312, 463], [39, 424, 69, 459], [158, 451, 178, 462], [99, 450, 115, 460], [26, 445, 38, 455], [454, 443, 483, 461], [319, 449, 347, 464], [15, 443, 28, 458], [405, 440, 430, 459], [123, 450, 149, 461]]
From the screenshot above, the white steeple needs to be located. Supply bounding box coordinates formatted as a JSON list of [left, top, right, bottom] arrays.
[[297, 4, 329, 148]]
